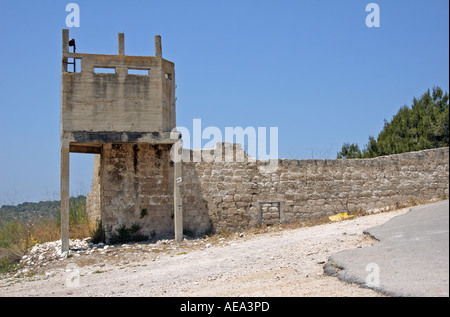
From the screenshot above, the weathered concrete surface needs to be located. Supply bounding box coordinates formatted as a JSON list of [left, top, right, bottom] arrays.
[[61, 29, 179, 251], [61, 36, 175, 135], [324, 200, 449, 297]]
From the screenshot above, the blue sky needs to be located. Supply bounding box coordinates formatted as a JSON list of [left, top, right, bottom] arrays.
[[0, 0, 448, 204]]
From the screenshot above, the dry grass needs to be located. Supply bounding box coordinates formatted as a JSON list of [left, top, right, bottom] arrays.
[[0, 220, 95, 256], [0, 219, 95, 273], [0, 199, 94, 271], [30, 221, 95, 244]]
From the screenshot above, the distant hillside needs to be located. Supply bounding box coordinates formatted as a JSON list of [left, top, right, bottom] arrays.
[[0, 195, 86, 223]]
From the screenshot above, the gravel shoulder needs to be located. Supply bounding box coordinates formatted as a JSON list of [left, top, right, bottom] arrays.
[[0, 207, 411, 297]]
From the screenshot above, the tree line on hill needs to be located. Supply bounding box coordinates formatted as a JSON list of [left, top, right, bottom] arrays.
[[0, 195, 86, 222], [337, 87, 449, 159]]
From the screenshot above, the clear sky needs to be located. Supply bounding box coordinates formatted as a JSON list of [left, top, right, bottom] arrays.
[[0, 0, 448, 204]]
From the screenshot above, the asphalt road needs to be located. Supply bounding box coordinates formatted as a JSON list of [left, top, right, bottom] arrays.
[[324, 200, 449, 297]]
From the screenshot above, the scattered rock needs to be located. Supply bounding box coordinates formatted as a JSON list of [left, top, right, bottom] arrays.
[[16, 239, 91, 270]]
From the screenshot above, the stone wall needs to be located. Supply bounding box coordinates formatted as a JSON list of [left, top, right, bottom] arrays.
[[86, 144, 449, 240], [86, 154, 101, 223], [99, 143, 174, 241], [182, 145, 449, 234]]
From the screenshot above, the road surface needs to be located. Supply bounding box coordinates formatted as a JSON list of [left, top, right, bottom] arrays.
[[324, 200, 449, 297]]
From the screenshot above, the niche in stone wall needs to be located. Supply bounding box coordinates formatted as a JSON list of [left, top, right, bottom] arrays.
[[257, 201, 285, 225]]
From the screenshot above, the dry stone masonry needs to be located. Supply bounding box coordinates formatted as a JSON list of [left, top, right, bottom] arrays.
[[87, 144, 449, 240]]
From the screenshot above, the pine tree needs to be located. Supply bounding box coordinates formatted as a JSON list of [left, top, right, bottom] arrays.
[[338, 87, 449, 159]]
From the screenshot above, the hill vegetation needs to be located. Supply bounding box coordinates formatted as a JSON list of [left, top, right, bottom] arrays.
[[337, 87, 449, 159], [0, 195, 86, 223], [0, 195, 92, 272]]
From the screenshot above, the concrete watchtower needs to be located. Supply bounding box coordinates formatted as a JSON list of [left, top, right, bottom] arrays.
[[60, 30, 182, 251]]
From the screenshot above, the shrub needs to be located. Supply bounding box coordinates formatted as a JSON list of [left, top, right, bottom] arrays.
[[109, 223, 148, 245], [90, 220, 106, 244]]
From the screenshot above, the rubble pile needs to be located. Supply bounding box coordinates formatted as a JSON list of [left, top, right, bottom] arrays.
[[20, 238, 91, 266]]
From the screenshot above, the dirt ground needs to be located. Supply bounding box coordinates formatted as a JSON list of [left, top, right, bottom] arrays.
[[0, 207, 410, 297]]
